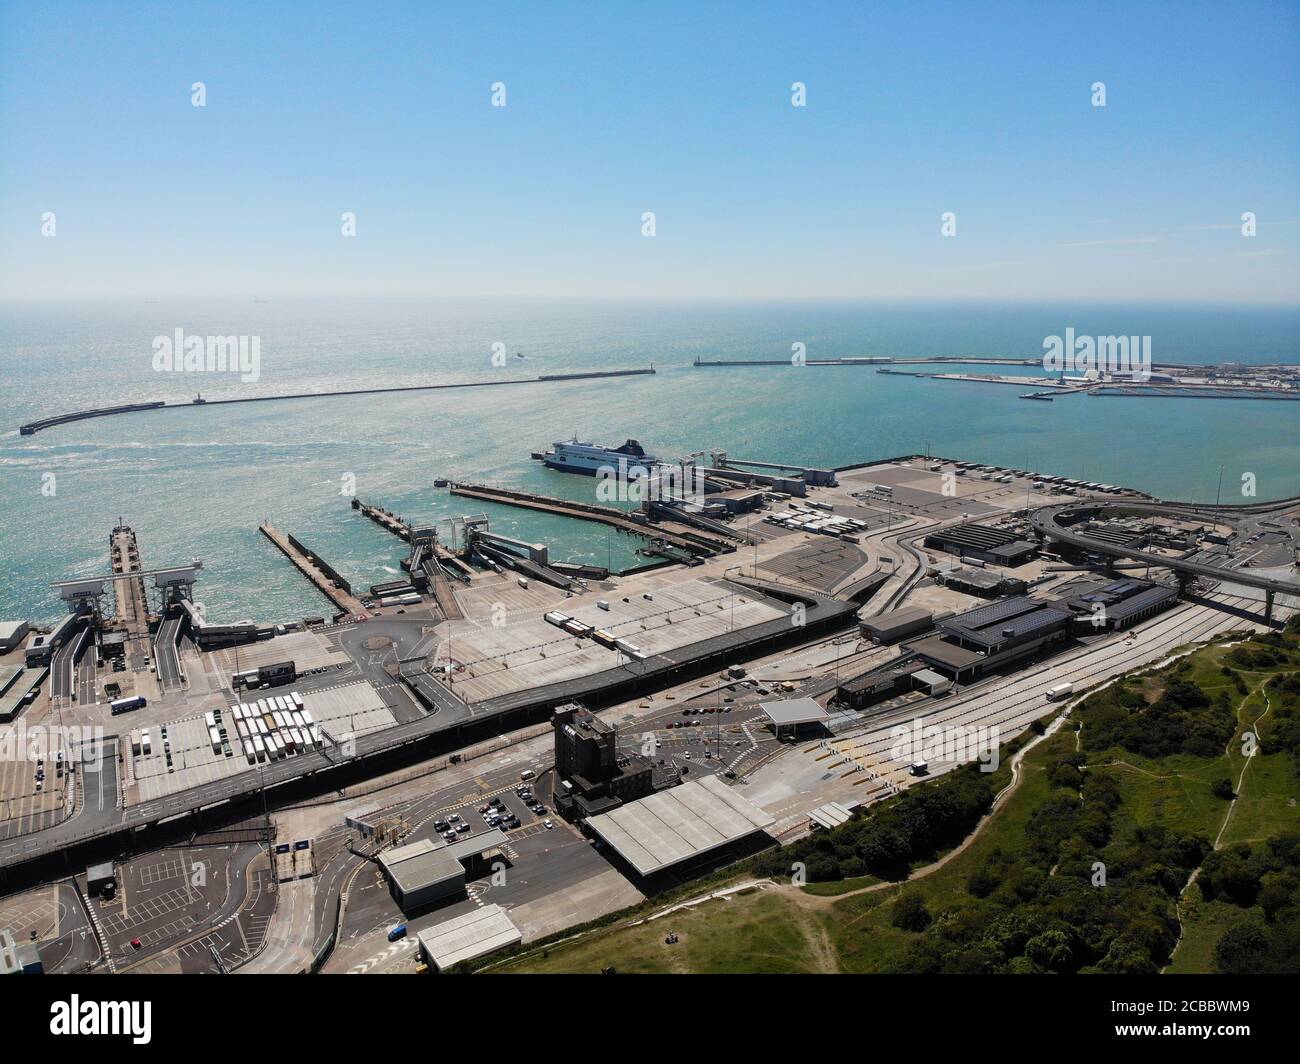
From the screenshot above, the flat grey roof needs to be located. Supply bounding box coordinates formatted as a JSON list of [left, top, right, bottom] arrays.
[[380, 838, 436, 868], [759, 696, 830, 727], [809, 801, 855, 830], [416, 904, 521, 970], [861, 605, 931, 628], [0, 665, 22, 695], [440, 828, 509, 863], [586, 774, 776, 877], [905, 634, 985, 669], [380, 839, 464, 893], [1108, 584, 1178, 619]]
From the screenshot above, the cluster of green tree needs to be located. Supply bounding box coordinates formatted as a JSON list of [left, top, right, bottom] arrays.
[[881, 752, 1209, 974], [1225, 628, 1297, 671], [1265, 671, 1300, 763], [1202, 834, 1300, 974], [752, 763, 995, 883], [1219, 664, 1248, 696], [1079, 676, 1236, 759]]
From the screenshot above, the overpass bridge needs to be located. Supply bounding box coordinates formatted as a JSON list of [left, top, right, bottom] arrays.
[[1028, 501, 1300, 622], [0, 580, 853, 879]]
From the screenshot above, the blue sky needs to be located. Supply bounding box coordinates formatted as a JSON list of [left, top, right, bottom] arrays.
[[1, 0, 1297, 301]]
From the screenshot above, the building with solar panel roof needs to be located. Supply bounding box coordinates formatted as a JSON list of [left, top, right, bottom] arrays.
[[903, 595, 1074, 681]]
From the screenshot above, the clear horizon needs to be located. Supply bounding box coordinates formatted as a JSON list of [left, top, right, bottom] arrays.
[[1, 0, 1297, 303]]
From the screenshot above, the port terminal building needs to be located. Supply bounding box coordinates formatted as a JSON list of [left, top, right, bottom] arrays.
[[552, 703, 659, 820], [0, 621, 30, 654], [859, 605, 934, 644], [584, 774, 776, 883], [416, 904, 522, 972], [903, 595, 1073, 682], [758, 696, 831, 738], [379, 839, 466, 911], [379, 828, 514, 911], [1059, 579, 1179, 631], [924, 524, 1038, 567]]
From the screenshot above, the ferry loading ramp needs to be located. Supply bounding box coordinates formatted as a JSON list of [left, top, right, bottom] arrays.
[[0, 579, 853, 876]]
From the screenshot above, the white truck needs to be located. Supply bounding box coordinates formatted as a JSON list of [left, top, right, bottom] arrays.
[[1045, 682, 1074, 702]]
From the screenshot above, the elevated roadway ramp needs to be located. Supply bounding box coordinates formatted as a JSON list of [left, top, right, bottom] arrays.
[[1029, 501, 1300, 621], [154, 616, 184, 690]]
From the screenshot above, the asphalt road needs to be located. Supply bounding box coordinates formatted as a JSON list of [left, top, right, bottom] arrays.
[[50, 638, 78, 702], [1030, 501, 1300, 598], [154, 619, 183, 689], [38, 881, 101, 973]]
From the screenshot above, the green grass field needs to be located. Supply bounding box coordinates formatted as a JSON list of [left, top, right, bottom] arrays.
[[492, 888, 832, 974], [492, 630, 1298, 975]]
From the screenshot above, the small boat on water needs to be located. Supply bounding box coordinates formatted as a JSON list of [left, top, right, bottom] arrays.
[[1020, 392, 1055, 401]]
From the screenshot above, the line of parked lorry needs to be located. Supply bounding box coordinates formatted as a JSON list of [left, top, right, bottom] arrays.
[[228, 691, 321, 764], [764, 503, 869, 541], [543, 607, 647, 660], [939, 460, 1126, 495]]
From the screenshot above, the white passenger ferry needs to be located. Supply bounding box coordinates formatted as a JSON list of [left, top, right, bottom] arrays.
[[536, 437, 659, 477]]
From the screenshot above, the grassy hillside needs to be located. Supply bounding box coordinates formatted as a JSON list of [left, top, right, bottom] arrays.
[[490, 622, 1299, 974]]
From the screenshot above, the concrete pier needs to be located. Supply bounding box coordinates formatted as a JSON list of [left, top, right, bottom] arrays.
[[692, 356, 1040, 367], [351, 498, 411, 541], [18, 367, 657, 436], [349, 498, 469, 616], [109, 525, 153, 666], [448, 483, 734, 556], [259, 522, 367, 618]]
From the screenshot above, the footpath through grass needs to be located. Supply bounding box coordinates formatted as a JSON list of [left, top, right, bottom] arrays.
[[492, 624, 1299, 974]]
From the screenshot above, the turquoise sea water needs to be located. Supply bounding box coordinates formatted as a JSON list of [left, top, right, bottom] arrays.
[[1, 298, 1297, 624]]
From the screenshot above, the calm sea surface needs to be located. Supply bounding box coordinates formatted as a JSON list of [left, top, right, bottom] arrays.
[[2, 298, 1297, 623]]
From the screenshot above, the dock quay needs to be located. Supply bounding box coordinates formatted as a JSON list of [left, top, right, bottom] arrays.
[[1089, 384, 1300, 401], [877, 368, 1086, 392], [19, 401, 166, 435], [448, 482, 735, 556], [259, 522, 367, 618], [351, 496, 476, 574], [351, 498, 412, 541], [348, 498, 469, 617], [109, 525, 154, 665], [693, 356, 1039, 368], [16, 366, 657, 437], [424, 557, 465, 620]]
